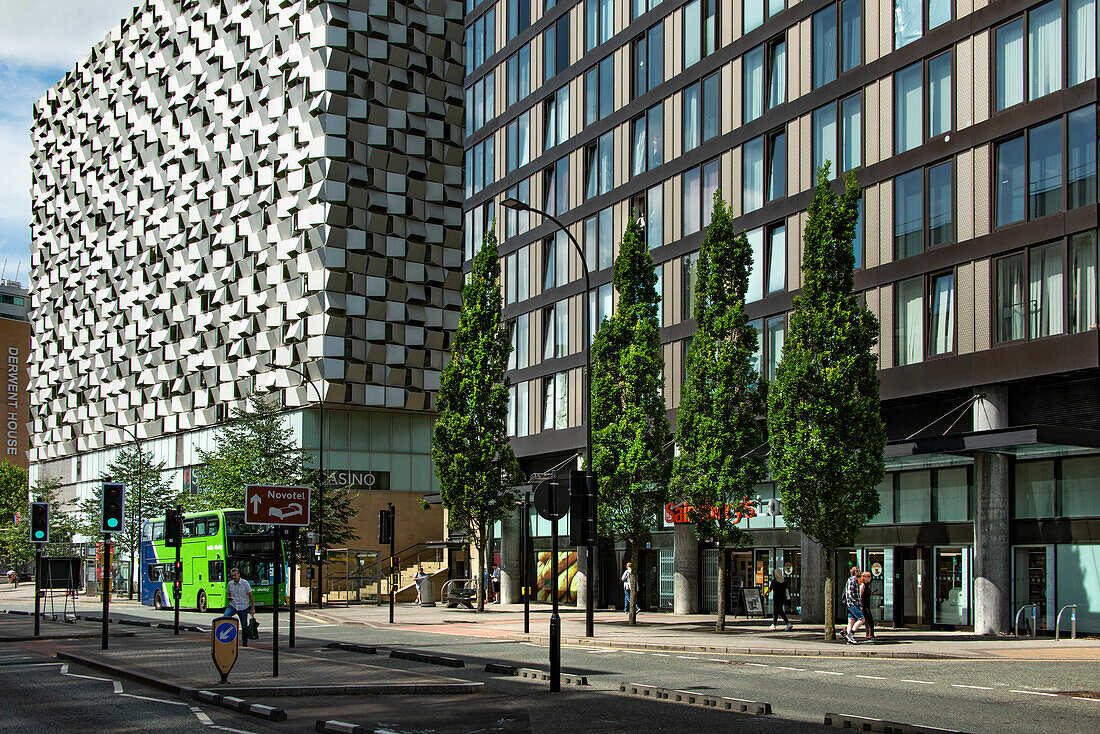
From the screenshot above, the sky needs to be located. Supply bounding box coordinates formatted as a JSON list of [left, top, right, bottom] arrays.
[[0, 0, 139, 286]]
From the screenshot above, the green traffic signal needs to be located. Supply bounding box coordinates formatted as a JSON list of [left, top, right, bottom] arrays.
[[107, 517, 119, 528], [34, 530, 44, 539]]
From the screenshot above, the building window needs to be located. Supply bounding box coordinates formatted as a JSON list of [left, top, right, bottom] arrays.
[[684, 0, 718, 69], [894, 160, 953, 260], [746, 225, 783, 302], [994, 1, 1063, 111], [996, 117, 1068, 227], [584, 131, 614, 200], [767, 35, 787, 110], [633, 23, 664, 98], [585, 55, 615, 125], [586, 0, 614, 51], [508, 0, 531, 41], [646, 184, 663, 250], [466, 71, 496, 134], [683, 251, 700, 320], [632, 0, 662, 19], [1068, 105, 1098, 208], [767, 222, 786, 294], [894, 52, 952, 155], [743, 136, 764, 214], [585, 207, 615, 272], [812, 94, 861, 179], [748, 319, 763, 375], [895, 0, 950, 51], [543, 232, 570, 291], [1070, 0, 1098, 86], [503, 181, 531, 239], [466, 138, 495, 196], [589, 282, 614, 341], [632, 104, 664, 176], [1070, 230, 1099, 333], [929, 271, 955, 356], [506, 254, 518, 305], [464, 203, 494, 262], [996, 244, 1064, 343], [812, 0, 860, 89], [505, 111, 531, 173], [544, 16, 570, 83], [682, 159, 721, 236], [517, 312, 531, 368], [744, 45, 764, 124], [765, 314, 785, 380], [542, 156, 569, 216], [506, 43, 532, 106], [895, 277, 924, 365], [683, 72, 721, 153], [895, 273, 956, 363], [466, 8, 496, 73], [767, 128, 786, 203], [543, 307, 556, 361], [745, 0, 764, 33], [543, 86, 570, 150]]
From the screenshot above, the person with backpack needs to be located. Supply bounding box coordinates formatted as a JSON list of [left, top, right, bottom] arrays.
[[843, 566, 865, 644], [768, 568, 793, 631]]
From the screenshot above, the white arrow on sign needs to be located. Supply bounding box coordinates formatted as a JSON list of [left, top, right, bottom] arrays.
[[250, 494, 262, 513]]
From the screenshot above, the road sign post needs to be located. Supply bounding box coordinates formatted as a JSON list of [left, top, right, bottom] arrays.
[[244, 485, 310, 679], [211, 617, 240, 684], [533, 478, 569, 694]]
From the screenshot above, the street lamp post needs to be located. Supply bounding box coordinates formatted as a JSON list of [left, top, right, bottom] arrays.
[[115, 424, 142, 601], [281, 364, 325, 612], [500, 197, 595, 641]]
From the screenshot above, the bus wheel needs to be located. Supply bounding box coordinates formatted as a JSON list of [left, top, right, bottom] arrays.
[[197, 589, 208, 613], [153, 591, 165, 610]]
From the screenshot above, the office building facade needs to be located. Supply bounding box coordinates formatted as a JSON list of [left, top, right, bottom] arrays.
[[468, 0, 1100, 631], [28, 0, 466, 578]]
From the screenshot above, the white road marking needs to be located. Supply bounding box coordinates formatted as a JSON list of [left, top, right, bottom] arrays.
[[745, 663, 768, 667], [778, 666, 805, 671], [211, 726, 262, 734], [113, 680, 123, 694], [0, 662, 61, 667], [900, 680, 936, 685], [620, 650, 645, 655], [191, 706, 215, 725], [651, 653, 671, 657], [1072, 697, 1100, 702], [1012, 690, 1059, 697], [952, 684, 993, 690], [119, 693, 189, 706], [59, 664, 68, 675], [64, 672, 114, 682], [816, 671, 844, 676], [676, 656, 699, 660], [290, 624, 335, 629], [856, 675, 887, 680]]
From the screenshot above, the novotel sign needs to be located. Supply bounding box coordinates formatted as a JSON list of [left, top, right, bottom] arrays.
[[244, 484, 311, 526]]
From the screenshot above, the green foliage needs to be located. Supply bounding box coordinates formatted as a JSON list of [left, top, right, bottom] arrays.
[[767, 167, 886, 636], [0, 460, 28, 523], [672, 193, 766, 631], [1, 477, 80, 564], [591, 213, 671, 623], [433, 225, 521, 610]]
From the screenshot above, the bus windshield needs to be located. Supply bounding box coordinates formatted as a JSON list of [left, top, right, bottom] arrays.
[[224, 512, 276, 536]]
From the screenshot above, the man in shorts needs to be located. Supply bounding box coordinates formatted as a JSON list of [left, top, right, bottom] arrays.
[[843, 566, 865, 644]]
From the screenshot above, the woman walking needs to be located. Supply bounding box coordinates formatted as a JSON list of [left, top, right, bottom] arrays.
[[859, 570, 876, 641], [769, 568, 792, 631]]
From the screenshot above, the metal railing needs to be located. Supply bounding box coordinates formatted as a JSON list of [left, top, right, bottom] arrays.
[[1056, 604, 1078, 641], [440, 578, 476, 605], [1014, 603, 1039, 638]]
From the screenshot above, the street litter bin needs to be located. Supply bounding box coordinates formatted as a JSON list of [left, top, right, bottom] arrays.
[[418, 577, 435, 607]]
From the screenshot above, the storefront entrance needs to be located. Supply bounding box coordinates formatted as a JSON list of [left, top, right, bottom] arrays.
[[898, 547, 933, 627]]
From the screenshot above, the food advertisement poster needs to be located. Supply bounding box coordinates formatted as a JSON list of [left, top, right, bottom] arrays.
[[536, 551, 577, 603]]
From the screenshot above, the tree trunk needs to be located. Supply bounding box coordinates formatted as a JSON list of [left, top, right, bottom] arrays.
[[628, 543, 640, 625], [716, 542, 726, 632], [823, 547, 835, 641], [475, 525, 486, 612], [129, 549, 136, 600]]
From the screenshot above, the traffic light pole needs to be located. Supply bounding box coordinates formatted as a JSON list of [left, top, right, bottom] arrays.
[[289, 528, 297, 648], [550, 495, 560, 693], [522, 495, 530, 634], [388, 503, 395, 625], [273, 543, 280, 678], [173, 541, 181, 636], [33, 545, 41, 638], [102, 533, 111, 650]]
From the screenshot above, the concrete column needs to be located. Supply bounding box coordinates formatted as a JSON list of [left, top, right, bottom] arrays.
[[673, 522, 699, 614], [973, 386, 1011, 635], [575, 545, 591, 609], [800, 534, 824, 624], [500, 505, 522, 604]]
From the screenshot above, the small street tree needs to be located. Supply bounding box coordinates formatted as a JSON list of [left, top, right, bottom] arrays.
[[433, 225, 521, 612], [592, 213, 671, 625], [2, 476, 81, 567], [767, 167, 886, 640], [672, 193, 766, 632]]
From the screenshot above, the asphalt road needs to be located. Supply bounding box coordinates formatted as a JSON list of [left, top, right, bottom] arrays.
[[3, 596, 1100, 733]]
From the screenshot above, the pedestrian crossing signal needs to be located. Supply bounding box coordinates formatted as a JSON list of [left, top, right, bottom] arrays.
[[29, 503, 49, 544]]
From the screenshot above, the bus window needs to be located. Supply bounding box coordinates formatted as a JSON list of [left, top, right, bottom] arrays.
[[142, 522, 154, 541], [147, 564, 163, 582], [209, 560, 224, 583], [204, 516, 219, 537], [194, 518, 207, 536], [182, 519, 196, 537], [153, 522, 164, 541]]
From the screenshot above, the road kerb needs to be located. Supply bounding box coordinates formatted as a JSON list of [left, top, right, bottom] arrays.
[[619, 682, 771, 716], [824, 712, 972, 733]]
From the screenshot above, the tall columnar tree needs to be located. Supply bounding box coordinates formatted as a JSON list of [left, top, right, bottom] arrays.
[[191, 393, 358, 558], [767, 168, 886, 640], [433, 225, 522, 612], [592, 212, 671, 625], [673, 193, 766, 632]]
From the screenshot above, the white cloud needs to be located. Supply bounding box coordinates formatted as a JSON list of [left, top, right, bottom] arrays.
[[0, 1, 139, 69]]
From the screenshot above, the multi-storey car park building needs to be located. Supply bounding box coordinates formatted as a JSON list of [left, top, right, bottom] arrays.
[[28, 0, 467, 593], [469, 0, 1100, 632]]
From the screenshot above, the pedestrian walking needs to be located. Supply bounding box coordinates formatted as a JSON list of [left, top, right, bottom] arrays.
[[859, 570, 876, 641], [768, 568, 792, 631], [491, 563, 501, 604], [843, 566, 865, 644], [413, 565, 427, 605], [221, 567, 256, 646], [621, 562, 637, 613], [6, 568, 16, 589]]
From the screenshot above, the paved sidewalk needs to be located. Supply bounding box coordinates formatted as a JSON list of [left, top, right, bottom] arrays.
[[308, 601, 1100, 661]]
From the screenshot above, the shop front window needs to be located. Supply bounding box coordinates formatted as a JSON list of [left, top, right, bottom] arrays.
[[935, 547, 969, 626], [778, 548, 801, 615], [864, 549, 891, 622]]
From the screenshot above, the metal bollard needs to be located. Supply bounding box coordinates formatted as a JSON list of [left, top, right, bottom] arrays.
[[1056, 604, 1078, 641]]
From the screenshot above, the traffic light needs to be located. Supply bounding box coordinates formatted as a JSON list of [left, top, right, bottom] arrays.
[[378, 508, 394, 545], [29, 502, 49, 544], [164, 507, 182, 548], [569, 471, 598, 545], [173, 560, 183, 599], [101, 481, 125, 533]]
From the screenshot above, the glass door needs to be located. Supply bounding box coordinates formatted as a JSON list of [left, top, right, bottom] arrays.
[[863, 548, 891, 622], [754, 549, 774, 614], [778, 549, 801, 615]]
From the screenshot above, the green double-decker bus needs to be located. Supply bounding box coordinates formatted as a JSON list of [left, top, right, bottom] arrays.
[[140, 509, 285, 612]]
